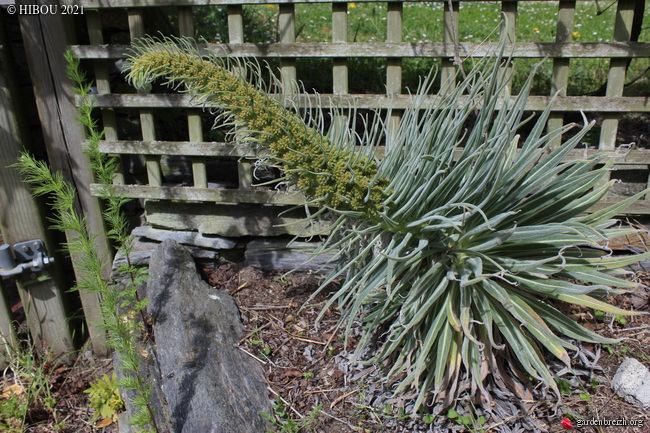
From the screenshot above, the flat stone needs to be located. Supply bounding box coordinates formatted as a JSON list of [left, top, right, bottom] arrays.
[[147, 239, 270, 432], [114, 239, 270, 433], [132, 226, 237, 250], [112, 236, 219, 272], [145, 200, 330, 237], [611, 358, 650, 409]]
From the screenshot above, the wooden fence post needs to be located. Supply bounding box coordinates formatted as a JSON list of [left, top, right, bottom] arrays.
[[441, 0, 459, 90], [17, 1, 111, 356], [548, 0, 576, 149], [0, 12, 74, 357]]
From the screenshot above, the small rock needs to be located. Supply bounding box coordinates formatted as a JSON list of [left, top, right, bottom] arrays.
[[117, 239, 271, 433], [611, 358, 650, 409]]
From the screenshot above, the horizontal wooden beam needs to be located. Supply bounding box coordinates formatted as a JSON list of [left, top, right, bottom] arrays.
[[88, 93, 650, 112], [589, 200, 650, 215], [91, 183, 305, 205], [71, 42, 650, 60], [90, 184, 650, 215], [97, 140, 256, 157], [97, 140, 650, 166], [62, 0, 550, 7]]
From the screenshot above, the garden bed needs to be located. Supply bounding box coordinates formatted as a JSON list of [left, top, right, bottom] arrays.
[[199, 258, 650, 433], [1, 238, 649, 433]]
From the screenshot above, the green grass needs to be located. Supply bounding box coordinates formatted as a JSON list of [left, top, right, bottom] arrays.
[[193, 1, 649, 96]]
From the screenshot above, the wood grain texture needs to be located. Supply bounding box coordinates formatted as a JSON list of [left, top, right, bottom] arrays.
[[62, 0, 530, 7], [69, 41, 650, 60], [17, 2, 113, 355], [547, 0, 576, 149], [88, 93, 650, 112]]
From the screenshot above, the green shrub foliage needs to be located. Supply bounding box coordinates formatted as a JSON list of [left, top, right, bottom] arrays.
[[125, 36, 647, 411]]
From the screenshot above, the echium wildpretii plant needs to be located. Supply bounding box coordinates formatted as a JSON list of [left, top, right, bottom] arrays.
[[125, 36, 389, 219], [15, 52, 159, 433], [125, 36, 647, 412]]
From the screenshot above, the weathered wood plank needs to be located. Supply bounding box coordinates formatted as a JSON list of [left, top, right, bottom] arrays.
[[0, 17, 20, 366], [95, 140, 650, 166], [3, 12, 75, 356], [178, 6, 208, 189], [64, 0, 531, 6], [92, 184, 306, 205], [131, 226, 237, 249], [93, 169, 650, 214], [246, 239, 336, 272], [330, 3, 349, 138], [279, 4, 297, 94], [332, 2, 348, 95], [598, 0, 636, 197], [97, 140, 257, 156], [188, 118, 208, 188], [89, 93, 650, 112], [87, 10, 124, 185], [547, 0, 576, 149], [386, 2, 402, 97], [600, 0, 637, 152], [69, 41, 650, 60], [441, 1, 459, 89], [227, 4, 245, 79], [0, 280, 16, 367], [225, 6, 253, 191], [17, 1, 115, 356], [386, 1, 403, 133], [177, 4, 195, 38], [128, 9, 163, 188], [500, 1, 517, 90]]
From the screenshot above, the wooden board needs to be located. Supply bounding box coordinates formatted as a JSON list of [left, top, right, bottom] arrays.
[[88, 93, 650, 112], [245, 238, 336, 272], [59, 0, 597, 7], [70, 41, 650, 60], [18, 4, 110, 356], [1, 13, 74, 356]]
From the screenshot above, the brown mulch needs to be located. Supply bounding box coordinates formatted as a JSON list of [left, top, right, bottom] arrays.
[[200, 260, 650, 433], [1, 249, 648, 432], [0, 344, 117, 433]]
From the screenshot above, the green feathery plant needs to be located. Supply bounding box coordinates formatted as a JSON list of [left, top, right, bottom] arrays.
[[13, 52, 159, 433], [124, 36, 647, 412]]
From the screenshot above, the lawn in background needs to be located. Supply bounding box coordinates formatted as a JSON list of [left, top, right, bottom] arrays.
[[193, 1, 649, 96]]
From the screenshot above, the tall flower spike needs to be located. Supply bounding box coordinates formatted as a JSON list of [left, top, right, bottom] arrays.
[[124, 36, 389, 219]]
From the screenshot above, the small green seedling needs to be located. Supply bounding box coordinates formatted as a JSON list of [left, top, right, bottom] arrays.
[[555, 378, 572, 396], [84, 373, 124, 422]]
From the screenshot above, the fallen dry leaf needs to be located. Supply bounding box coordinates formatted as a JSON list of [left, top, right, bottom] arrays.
[[95, 417, 114, 428], [1, 383, 25, 398]]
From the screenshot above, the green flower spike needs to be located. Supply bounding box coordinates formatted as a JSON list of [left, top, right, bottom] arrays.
[[125, 36, 389, 219]]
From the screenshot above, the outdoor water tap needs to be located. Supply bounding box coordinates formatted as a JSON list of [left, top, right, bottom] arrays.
[[0, 240, 54, 278]]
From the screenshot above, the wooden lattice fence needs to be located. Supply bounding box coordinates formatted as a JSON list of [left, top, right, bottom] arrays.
[[61, 0, 650, 236]]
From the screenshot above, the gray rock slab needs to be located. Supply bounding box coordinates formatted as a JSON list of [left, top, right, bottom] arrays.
[[611, 358, 650, 409], [146, 239, 270, 433], [112, 236, 220, 273], [145, 200, 330, 237], [132, 226, 237, 249]]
